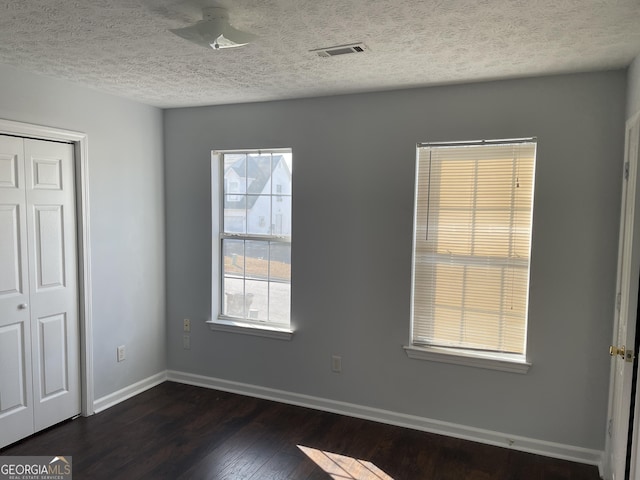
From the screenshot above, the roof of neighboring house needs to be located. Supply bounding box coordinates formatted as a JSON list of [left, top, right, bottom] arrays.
[[224, 155, 291, 210]]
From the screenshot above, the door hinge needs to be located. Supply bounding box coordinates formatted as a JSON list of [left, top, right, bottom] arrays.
[[625, 162, 630, 180], [616, 292, 622, 311], [609, 418, 613, 437]]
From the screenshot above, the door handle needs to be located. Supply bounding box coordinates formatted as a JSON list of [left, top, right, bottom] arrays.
[[18, 303, 28, 310]]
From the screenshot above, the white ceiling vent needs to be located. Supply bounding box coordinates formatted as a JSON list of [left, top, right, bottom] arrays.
[[310, 43, 369, 58]]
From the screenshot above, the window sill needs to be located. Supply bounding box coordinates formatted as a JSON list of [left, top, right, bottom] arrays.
[[207, 318, 294, 341], [403, 345, 531, 374]]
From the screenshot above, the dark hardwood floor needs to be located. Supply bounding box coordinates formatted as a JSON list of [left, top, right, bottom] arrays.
[[1, 382, 600, 479]]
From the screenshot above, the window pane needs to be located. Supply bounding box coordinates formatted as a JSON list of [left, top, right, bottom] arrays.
[[222, 239, 244, 318], [476, 159, 515, 208], [433, 264, 463, 307], [223, 277, 245, 317], [247, 154, 272, 195], [463, 311, 500, 350], [224, 195, 246, 233], [432, 306, 462, 345], [224, 154, 246, 194], [269, 281, 291, 324], [502, 315, 526, 352], [430, 209, 472, 255], [224, 154, 247, 233], [270, 243, 291, 283], [247, 195, 270, 235], [502, 267, 529, 316], [245, 279, 269, 321], [272, 199, 291, 235], [245, 240, 269, 280], [512, 212, 533, 257], [270, 243, 291, 324], [465, 266, 502, 312], [272, 153, 292, 195], [434, 159, 475, 208], [223, 239, 244, 278], [474, 210, 511, 257]]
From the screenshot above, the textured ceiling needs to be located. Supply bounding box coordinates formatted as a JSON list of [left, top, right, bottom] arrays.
[[0, 0, 639, 108]]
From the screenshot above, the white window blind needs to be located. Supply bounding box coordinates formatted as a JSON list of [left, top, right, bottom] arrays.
[[411, 140, 536, 356]]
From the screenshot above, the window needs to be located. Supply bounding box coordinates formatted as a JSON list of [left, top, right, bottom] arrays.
[[407, 139, 536, 372], [212, 149, 293, 338]]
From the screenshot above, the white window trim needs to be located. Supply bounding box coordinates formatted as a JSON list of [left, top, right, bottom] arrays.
[[207, 318, 293, 340], [212, 148, 294, 339], [403, 345, 531, 374]]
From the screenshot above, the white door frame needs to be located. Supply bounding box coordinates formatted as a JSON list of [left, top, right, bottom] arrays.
[[0, 118, 94, 416]]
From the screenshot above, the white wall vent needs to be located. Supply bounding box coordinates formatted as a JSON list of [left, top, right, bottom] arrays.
[[310, 43, 369, 58]]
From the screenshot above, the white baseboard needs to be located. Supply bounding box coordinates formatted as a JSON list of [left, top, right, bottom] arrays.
[[167, 369, 603, 467], [93, 371, 168, 413]]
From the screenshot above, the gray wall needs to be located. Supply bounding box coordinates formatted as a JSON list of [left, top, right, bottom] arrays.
[[164, 70, 626, 450], [0, 64, 166, 400], [629, 54, 640, 119]]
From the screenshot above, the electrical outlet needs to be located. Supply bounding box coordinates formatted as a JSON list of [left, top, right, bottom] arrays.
[[331, 354, 342, 373], [183, 334, 190, 350], [183, 318, 191, 332], [117, 345, 126, 362]]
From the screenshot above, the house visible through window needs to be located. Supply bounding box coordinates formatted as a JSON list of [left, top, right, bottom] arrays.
[[410, 139, 536, 362], [217, 149, 292, 328]]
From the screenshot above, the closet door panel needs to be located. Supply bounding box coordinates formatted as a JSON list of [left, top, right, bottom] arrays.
[[0, 134, 34, 449], [24, 138, 80, 432]]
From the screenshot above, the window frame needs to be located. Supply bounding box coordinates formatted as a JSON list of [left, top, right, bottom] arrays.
[[405, 138, 536, 373], [207, 148, 294, 340]]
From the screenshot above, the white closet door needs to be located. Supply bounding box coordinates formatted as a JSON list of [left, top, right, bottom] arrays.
[[0, 135, 80, 448], [24, 138, 80, 432], [0, 135, 35, 447]]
